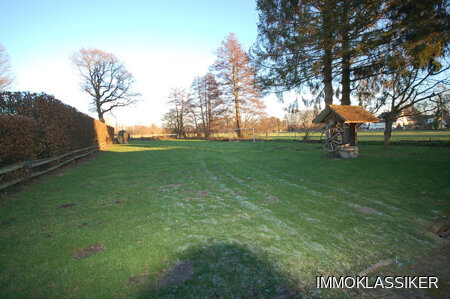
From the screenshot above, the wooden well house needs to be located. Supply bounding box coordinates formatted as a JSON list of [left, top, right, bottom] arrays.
[[312, 105, 379, 158]]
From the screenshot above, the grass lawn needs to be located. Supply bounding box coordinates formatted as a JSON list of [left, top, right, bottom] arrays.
[[0, 140, 449, 297], [258, 130, 450, 142]]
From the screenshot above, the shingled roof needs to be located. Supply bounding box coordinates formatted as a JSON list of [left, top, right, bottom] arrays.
[[312, 105, 379, 124]]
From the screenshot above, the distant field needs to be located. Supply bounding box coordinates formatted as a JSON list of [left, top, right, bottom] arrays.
[[260, 130, 450, 142], [0, 140, 449, 297], [134, 130, 450, 143]]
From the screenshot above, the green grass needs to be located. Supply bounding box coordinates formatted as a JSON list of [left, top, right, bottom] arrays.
[[0, 140, 449, 297], [257, 130, 450, 142], [137, 130, 450, 142]]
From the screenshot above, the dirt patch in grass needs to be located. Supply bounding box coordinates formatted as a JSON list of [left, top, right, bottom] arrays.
[[166, 184, 183, 188], [356, 206, 378, 215], [78, 222, 88, 228], [266, 196, 278, 204], [114, 199, 122, 204], [127, 271, 149, 285], [429, 214, 449, 239], [275, 283, 297, 298], [357, 259, 393, 276], [196, 190, 210, 197], [98, 220, 106, 225], [1, 218, 16, 226], [81, 183, 92, 188], [157, 261, 194, 291], [59, 202, 77, 209], [73, 244, 105, 259]]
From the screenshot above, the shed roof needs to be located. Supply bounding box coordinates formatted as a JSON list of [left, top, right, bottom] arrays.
[[312, 105, 379, 124]]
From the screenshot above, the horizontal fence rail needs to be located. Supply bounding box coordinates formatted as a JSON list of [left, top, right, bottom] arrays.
[[0, 146, 99, 191]]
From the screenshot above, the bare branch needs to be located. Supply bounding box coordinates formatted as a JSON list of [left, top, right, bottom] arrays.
[[70, 48, 140, 122], [0, 44, 14, 91]]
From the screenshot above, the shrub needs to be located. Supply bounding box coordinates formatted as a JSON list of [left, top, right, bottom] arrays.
[[0, 91, 114, 168], [0, 114, 40, 166]]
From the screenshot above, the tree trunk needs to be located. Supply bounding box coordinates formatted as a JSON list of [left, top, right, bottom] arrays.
[[97, 106, 105, 123], [322, 4, 334, 106], [234, 93, 242, 138], [340, 58, 351, 105], [384, 116, 394, 147], [206, 97, 212, 139], [199, 96, 206, 137], [340, 0, 351, 105], [192, 112, 199, 137]]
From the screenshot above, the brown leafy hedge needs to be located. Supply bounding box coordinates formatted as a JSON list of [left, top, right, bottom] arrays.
[[0, 92, 114, 168]]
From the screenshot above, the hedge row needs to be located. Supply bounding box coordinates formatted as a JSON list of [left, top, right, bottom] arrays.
[[0, 92, 114, 168]]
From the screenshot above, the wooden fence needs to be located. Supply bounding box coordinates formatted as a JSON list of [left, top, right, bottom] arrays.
[[0, 146, 99, 191]]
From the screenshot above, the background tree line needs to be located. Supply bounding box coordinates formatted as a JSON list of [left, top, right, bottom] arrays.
[[162, 33, 276, 138], [251, 0, 449, 145], [163, 1, 448, 143]]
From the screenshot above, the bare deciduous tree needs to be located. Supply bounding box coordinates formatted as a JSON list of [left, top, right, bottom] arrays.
[[0, 44, 14, 91], [256, 116, 282, 139], [190, 73, 226, 138], [212, 33, 262, 137], [125, 124, 162, 136], [162, 88, 189, 137], [428, 87, 450, 129], [376, 66, 449, 145], [71, 48, 139, 123]]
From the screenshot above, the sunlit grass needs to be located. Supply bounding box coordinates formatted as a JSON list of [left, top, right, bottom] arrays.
[[108, 145, 186, 152], [257, 130, 450, 141], [195, 130, 450, 142], [0, 140, 448, 297]]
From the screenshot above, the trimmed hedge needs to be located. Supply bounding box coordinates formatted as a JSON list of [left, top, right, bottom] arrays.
[[0, 114, 40, 165], [0, 92, 114, 168]]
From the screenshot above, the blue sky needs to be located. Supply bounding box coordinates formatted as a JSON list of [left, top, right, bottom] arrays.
[[1, 0, 287, 126]]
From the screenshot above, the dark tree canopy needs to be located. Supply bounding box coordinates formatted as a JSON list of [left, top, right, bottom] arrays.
[[384, 0, 449, 71], [252, 0, 448, 108]]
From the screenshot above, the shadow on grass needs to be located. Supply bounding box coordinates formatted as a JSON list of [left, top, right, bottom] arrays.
[[138, 242, 301, 298]]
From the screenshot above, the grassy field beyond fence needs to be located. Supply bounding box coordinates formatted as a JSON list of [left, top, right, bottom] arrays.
[[256, 130, 450, 142], [137, 130, 450, 143], [0, 139, 449, 297]]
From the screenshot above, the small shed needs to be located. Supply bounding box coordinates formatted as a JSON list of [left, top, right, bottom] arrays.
[[312, 105, 379, 157]]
